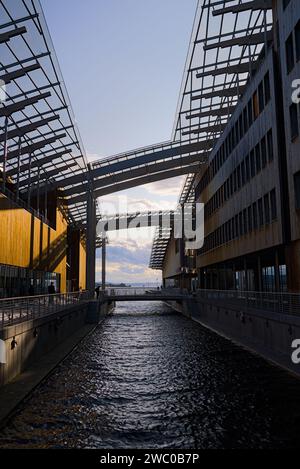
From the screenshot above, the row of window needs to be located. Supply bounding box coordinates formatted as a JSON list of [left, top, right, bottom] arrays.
[[198, 189, 278, 256], [196, 71, 271, 199], [285, 19, 300, 74], [204, 129, 274, 220], [0, 264, 60, 299]]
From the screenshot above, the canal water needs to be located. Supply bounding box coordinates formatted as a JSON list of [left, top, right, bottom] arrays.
[[1, 302, 300, 449]]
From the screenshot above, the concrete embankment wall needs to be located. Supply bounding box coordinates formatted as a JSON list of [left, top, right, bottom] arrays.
[[0, 300, 114, 387], [168, 298, 300, 376]]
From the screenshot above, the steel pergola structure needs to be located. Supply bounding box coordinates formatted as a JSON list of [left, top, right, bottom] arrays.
[[0, 0, 100, 228], [0, 0, 274, 284], [149, 0, 273, 270]]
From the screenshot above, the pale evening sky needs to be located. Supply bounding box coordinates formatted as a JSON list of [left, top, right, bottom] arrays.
[[41, 0, 198, 284]]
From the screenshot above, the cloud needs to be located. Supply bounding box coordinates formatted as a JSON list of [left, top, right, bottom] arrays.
[[98, 193, 176, 215], [95, 244, 161, 284], [142, 176, 185, 197], [96, 261, 160, 284], [86, 152, 104, 163]]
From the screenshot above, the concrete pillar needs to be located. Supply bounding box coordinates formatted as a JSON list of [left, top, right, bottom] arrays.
[[86, 192, 96, 295]]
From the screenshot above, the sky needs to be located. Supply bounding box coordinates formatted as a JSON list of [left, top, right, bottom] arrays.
[[41, 0, 198, 284]]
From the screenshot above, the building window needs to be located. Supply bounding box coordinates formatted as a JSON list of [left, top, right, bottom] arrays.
[[243, 209, 248, 234], [243, 108, 248, 133], [279, 265, 287, 293], [248, 100, 253, 126], [264, 72, 271, 104], [258, 81, 264, 112], [264, 194, 270, 224], [290, 103, 299, 141], [262, 266, 275, 292], [239, 212, 244, 236], [261, 136, 267, 168], [241, 160, 246, 186], [248, 206, 253, 232], [267, 129, 274, 162], [235, 214, 239, 238], [237, 165, 241, 190], [253, 202, 258, 230], [245, 154, 250, 181], [286, 32, 295, 74], [253, 91, 260, 119], [250, 150, 256, 178], [258, 198, 264, 227], [255, 143, 261, 173], [270, 189, 278, 220], [294, 171, 300, 209], [175, 239, 180, 254]]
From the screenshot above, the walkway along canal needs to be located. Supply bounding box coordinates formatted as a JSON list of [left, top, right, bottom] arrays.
[[1, 301, 300, 449]]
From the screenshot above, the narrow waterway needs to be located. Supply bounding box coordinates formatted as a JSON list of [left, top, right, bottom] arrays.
[[1, 302, 300, 449]]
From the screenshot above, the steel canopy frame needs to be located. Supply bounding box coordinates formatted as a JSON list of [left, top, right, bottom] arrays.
[[149, 0, 273, 271], [0, 0, 274, 274], [0, 0, 100, 227]]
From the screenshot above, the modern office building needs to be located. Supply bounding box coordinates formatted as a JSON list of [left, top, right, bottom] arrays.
[[158, 0, 300, 294]]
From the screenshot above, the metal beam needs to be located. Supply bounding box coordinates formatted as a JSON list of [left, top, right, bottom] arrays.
[[0, 63, 40, 84], [191, 85, 246, 101], [0, 26, 27, 44], [0, 92, 51, 117], [196, 61, 254, 79], [38, 140, 212, 191], [22, 162, 78, 186], [7, 149, 72, 175], [68, 163, 201, 205], [212, 0, 272, 16], [63, 151, 206, 198], [6, 133, 66, 161], [0, 115, 59, 142], [182, 124, 227, 136], [204, 31, 272, 51], [186, 106, 236, 120]]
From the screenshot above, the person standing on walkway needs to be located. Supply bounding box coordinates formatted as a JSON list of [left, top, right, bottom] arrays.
[[48, 282, 55, 305], [28, 284, 34, 296]]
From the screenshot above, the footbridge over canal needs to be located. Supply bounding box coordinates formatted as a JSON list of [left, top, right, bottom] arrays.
[[100, 287, 192, 302]]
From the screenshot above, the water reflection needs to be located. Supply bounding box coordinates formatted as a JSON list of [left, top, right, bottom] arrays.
[[1, 301, 300, 449]]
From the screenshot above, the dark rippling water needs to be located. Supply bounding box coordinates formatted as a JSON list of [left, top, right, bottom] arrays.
[[1, 302, 300, 449]]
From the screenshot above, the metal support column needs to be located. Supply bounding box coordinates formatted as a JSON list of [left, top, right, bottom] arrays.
[[275, 250, 280, 292], [2, 116, 9, 192], [45, 181, 48, 220], [37, 165, 41, 215], [27, 152, 32, 208], [16, 136, 22, 200], [102, 236, 106, 291], [86, 191, 96, 295]]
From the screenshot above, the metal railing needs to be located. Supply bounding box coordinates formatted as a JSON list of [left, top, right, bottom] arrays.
[[196, 289, 300, 316], [0, 291, 90, 329], [101, 287, 190, 299], [102, 287, 159, 297]]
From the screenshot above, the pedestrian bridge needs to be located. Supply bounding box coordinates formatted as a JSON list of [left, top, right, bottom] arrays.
[[101, 288, 191, 302]]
